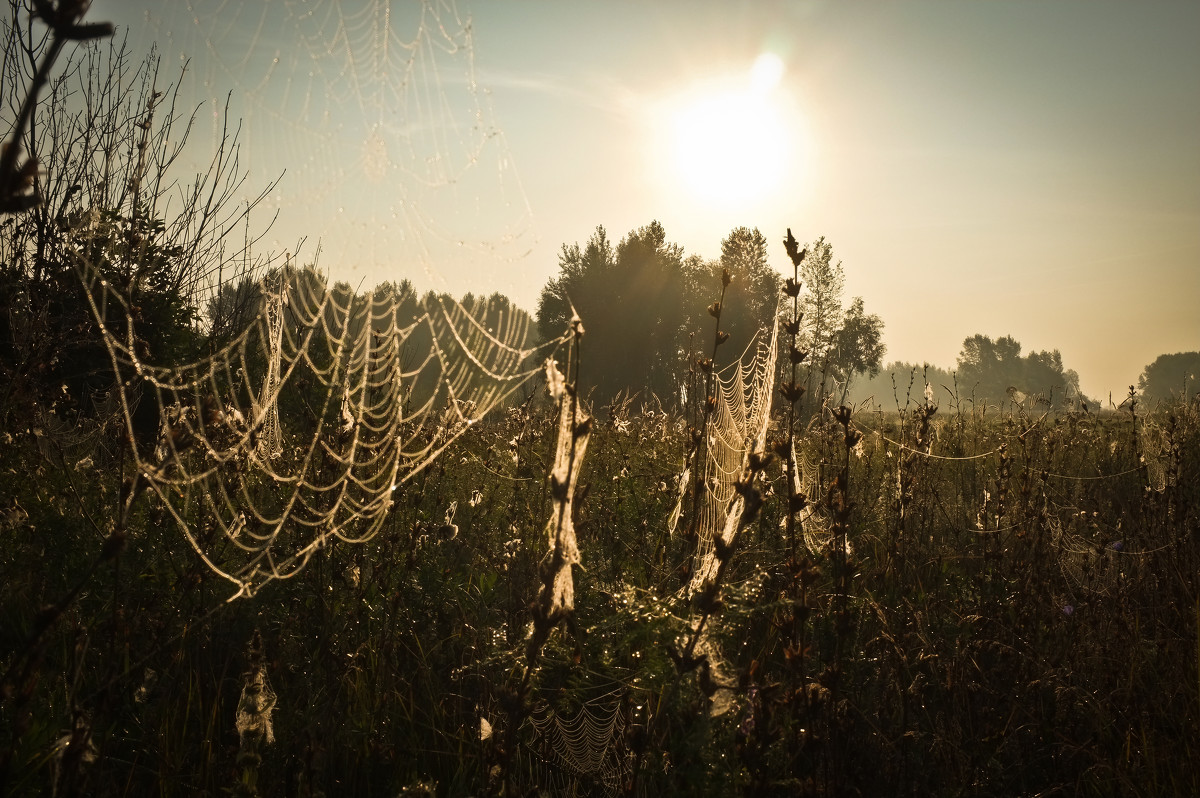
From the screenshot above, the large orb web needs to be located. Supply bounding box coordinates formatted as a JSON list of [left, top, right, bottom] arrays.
[[131, 0, 535, 296]]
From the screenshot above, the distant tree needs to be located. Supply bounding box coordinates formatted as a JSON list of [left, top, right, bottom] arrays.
[[956, 334, 1081, 407], [829, 297, 886, 402], [797, 237, 845, 393], [788, 236, 884, 408], [714, 226, 781, 358], [461, 290, 530, 342], [846, 360, 958, 410], [1023, 349, 1081, 403], [206, 269, 265, 345], [957, 334, 1026, 401], [1138, 351, 1200, 404], [537, 224, 615, 343], [676, 227, 781, 370], [537, 221, 688, 404]]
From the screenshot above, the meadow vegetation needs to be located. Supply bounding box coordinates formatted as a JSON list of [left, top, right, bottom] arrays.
[[2, 4, 1200, 797]]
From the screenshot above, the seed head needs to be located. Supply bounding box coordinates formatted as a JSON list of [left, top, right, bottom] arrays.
[[779, 382, 805, 404], [783, 229, 807, 267]]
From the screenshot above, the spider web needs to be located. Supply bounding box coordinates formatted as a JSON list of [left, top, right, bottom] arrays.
[[524, 688, 631, 797], [687, 320, 779, 593], [132, 0, 534, 295], [84, 260, 568, 600]]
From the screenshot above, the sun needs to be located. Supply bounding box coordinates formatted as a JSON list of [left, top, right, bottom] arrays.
[[654, 53, 805, 211]]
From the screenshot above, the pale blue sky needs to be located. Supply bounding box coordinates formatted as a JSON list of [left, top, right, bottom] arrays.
[[90, 1, 1200, 400]]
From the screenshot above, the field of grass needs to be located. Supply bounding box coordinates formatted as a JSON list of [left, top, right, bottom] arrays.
[[2, 374, 1197, 797], [2, 5, 1197, 796]]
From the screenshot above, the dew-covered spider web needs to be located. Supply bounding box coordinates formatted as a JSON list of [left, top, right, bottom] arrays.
[[1049, 415, 1184, 599], [685, 319, 779, 594], [132, 0, 534, 294], [520, 687, 631, 797], [85, 261, 568, 599]]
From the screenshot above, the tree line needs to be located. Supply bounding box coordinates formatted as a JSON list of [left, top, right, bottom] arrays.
[[531, 220, 1198, 416], [535, 222, 886, 411], [848, 343, 1199, 412], [1, 0, 1189, 439]]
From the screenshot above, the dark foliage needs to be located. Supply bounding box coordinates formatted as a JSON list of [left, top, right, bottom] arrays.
[[1138, 350, 1200, 405], [537, 222, 786, 408], [3, 6, 1199, 798], [956, 333, 1084, 408]]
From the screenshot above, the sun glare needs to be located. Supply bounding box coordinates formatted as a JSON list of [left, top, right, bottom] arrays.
[[750, 52, 785, 94], [655, 52, 806, 211]]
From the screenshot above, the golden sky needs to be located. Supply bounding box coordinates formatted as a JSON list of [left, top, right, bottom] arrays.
[[95, 0, 1200, 400]]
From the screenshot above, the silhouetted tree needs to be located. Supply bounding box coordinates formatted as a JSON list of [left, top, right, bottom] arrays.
[[674, 227, 782, 380], [798, 237, 845, 381], [537, 223, 814, 406], [829, 296, 885, 402], [957, 334, 1024, 401], [1138, 351, 1200, 404], [956, 334, 1080, 407], [713, 226, 780, 359], [788, 236, 884, 409], [537, 224, 614, 342], [537, 221, 688, 404]]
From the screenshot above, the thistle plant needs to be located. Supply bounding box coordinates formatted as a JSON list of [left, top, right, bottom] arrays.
[[496, 311, 590, 795], [630, 265, 778, 794], [669, 449, 769, 677], [772, 229, 822, 778], [778, 229, 810, 559], [891, 383, 937, 567], [528, 312, 590, 662], [676, 267, 735, 587], [231, 629, 276, 798]]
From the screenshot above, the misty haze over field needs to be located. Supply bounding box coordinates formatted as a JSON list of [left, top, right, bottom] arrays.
[[89, 0, 1200, 402], [3, 4, 1200, 796]]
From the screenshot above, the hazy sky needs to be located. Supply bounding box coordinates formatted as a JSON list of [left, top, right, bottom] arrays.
[[91, 1, 1199, 401]]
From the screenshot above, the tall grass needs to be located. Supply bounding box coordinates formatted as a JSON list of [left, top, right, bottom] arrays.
[[2, 299, 1198, 796]]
